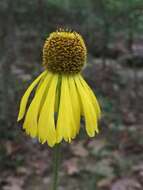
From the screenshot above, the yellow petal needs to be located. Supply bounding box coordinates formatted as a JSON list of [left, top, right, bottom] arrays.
[[56, 76, 76, 143], [79, 75, 101, 119], [54, 75, 62, 114], [23, 72, 52, 138], [38, 74, 58, 147], [75, 75, 99, 137], [68, 76, 81, 135], [17, 71, 47, 121]]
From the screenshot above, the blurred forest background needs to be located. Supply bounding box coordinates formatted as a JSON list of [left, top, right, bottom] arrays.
[[0, 0, 143, 190]]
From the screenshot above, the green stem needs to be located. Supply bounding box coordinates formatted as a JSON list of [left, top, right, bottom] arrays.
[[52, 143, 61, 190]]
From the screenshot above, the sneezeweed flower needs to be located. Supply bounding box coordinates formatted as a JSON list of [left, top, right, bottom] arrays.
[[17, 29, 101, 147]]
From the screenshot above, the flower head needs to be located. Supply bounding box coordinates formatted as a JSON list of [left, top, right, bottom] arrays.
[[43, 30, 87, 74], [17, 29, 101, 147]]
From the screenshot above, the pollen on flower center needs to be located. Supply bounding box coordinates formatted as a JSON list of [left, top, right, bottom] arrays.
[[43, 30, 87, 74]]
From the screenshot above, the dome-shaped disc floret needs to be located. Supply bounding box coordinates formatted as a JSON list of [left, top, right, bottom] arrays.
[[43, 31, 87, 74]]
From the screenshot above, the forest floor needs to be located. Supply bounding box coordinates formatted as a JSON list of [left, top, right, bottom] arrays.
[[0, 59, 143, 190]]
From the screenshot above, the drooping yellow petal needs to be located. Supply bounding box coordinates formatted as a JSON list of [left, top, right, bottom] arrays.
[[23, 72, 52, 138], [75, 75, 99, 137], [17, 70, 47, 121], [79, 75, 101, 119], [54, 75, 62, 114], [68, 76, 81, 135], [35, 72, 47, 93], [56, 75, 76, 143], [38, 74, 58, 147]]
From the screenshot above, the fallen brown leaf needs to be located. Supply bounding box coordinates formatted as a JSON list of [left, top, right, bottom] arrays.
[[87, 139, 106, 155], [70, 141, 89, 157], [3, 176, 24, 190], [63, 158, 79, 175], [111, 178, 142, 190]]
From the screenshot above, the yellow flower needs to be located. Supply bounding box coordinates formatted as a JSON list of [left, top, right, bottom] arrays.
[[17, 29, 101, 147]]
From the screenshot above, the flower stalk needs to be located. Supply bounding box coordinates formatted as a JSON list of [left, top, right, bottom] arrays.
[[52, 143, 61, 190]]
